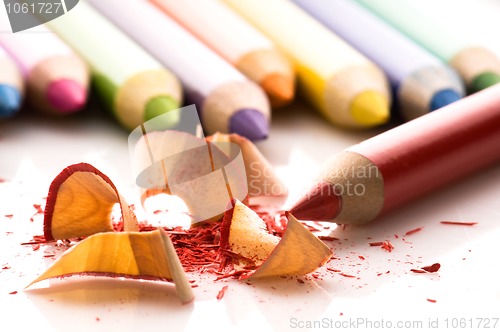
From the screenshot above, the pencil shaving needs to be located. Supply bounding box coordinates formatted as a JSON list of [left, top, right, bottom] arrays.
[[133, 130, 247, 224], [208, 132, 288, 202], [27, 229, 194, 304], [220, 199, 332, 279], [43, 163, 138, 241]]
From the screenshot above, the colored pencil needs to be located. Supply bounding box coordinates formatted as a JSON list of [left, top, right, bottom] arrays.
[[0, 25, 89, 115], [292, 0, 465, 121], [223, 0, 390, 129], [44, 2, 182, 131], [290, 84, 500, 225], [356, 0, 500, 93], [152, 0, 295, 108], [89, 0, 270, 141], [0, 45, 23, 118]]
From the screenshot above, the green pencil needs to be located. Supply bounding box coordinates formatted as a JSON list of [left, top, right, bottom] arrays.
[[356, 0, 500, 93], [45, 2, 182, 130]]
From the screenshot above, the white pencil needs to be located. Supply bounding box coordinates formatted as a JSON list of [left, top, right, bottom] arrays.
[[152, 0, 295, 107], [88, 0, 271, 140], [0, 17, 89, 115]]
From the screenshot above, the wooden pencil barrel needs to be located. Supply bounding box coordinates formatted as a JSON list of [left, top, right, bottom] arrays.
[[350, 85, 500, 217]]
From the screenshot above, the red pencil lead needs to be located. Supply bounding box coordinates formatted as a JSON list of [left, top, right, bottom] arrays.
[[289, 84, 500, 225], [290, 182, 341, 221]]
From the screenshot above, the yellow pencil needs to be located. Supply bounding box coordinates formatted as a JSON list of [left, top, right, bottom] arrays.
[[223, 0, 391, 129]]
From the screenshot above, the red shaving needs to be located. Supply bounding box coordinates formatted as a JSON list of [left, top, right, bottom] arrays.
[[214, 270, 250, 281], [427, 299, 437, 303], [249, 204, 287, 237], [405, 227, 423, 236], [297, 278, 304, 284], [411, 263, 441, 274], [21, 235, 47, 245], [4, 214, 13, 218], [358, 255, 365, 260], [381, 241, 394, 252], [440, 221, 477, 226], [216, 285, 228, 300], [33, 204, 43, 214], [370, 241, 394, 252], [318, 236, 340, 241], [169, 222, 221, 273], [410, 269, 427, 274], [422, 263, 441, 273], [9, 291, 17, 295], [339, 273, 356, 278]]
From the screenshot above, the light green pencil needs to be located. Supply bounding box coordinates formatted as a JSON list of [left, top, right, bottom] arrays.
[[45, 2, 182, 130], [356, 0, 500, 93]]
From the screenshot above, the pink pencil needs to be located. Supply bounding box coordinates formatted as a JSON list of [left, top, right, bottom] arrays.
[[0, 24, 89, 115]]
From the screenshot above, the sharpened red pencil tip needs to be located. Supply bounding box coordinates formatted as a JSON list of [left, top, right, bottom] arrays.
[[47, 79, 87, 113], [290, 181, 341, 221]]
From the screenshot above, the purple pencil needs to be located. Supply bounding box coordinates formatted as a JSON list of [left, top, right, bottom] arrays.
[[293, 0, 465, 121], [88, 0, 270, 141]]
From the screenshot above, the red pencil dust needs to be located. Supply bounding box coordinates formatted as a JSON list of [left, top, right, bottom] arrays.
[[440, 221, 478, 226], [217, 285, 228, 300], [421, 263, 441, 273], [291, 84, 500, 224], [405, 227, 423, 236]]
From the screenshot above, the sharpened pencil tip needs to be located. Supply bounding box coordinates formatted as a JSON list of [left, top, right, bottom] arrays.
[[430, 89, 461, 111], [0, 84, 22, 118], [230, 108, 269, 141], [290, 181, 342, 222], [350, 91, 389, 127], [261, 73, 294, 107], [47, 79, 87, 114], [144, 96, 180, 122], [470, 72, 500, 93]]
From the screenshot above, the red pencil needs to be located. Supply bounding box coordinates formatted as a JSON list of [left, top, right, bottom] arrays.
[[290, 84, 500, 224]]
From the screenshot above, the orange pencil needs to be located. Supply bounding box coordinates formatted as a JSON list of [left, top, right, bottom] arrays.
[[152, 0, 295, 107]]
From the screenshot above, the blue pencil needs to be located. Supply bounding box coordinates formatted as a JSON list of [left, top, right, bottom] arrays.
[[0, 45, 23, 118], [292, 0, 465, 121]]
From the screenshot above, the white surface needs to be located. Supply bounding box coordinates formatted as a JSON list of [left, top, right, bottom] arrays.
[[1, 1, 500, 331], [1, 101, 499, 332]]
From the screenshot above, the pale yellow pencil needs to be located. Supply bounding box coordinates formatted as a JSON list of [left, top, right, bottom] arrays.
[[223, 0, 391, 128]]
